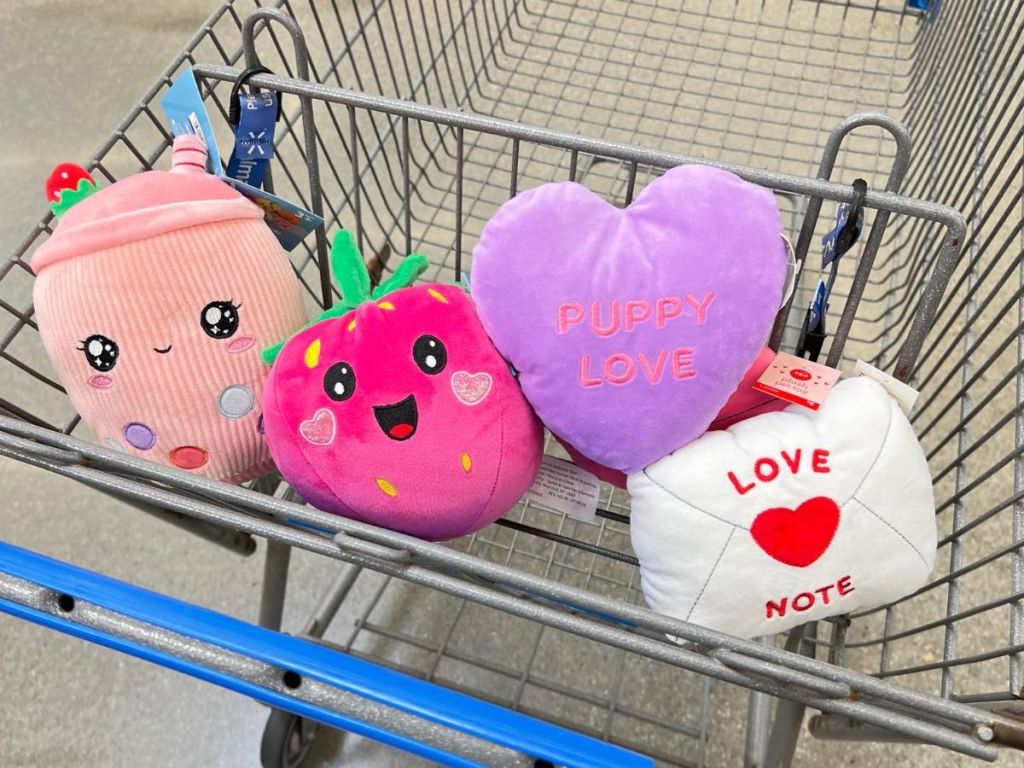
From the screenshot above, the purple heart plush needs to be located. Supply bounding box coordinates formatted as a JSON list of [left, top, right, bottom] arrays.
[[470, 164, 788, 473]]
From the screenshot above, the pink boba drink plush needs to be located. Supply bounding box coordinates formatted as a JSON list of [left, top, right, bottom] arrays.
[[262, 231, 544, 541], [31, 136, 307, 483]]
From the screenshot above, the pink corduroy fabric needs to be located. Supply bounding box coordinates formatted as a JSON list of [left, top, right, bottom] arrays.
[[31, 136, 308, 483]]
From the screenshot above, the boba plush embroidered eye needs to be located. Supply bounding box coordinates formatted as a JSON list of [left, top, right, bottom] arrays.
[[201, 300, 241, 339], [413, 335, 446, 375], [261, 230, 543, 541], [31, 135, 308, 483], [79, 334, 119, 372]]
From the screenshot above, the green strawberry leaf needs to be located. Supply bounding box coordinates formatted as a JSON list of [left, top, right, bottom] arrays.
[[373, 253, 428, 299], [330, 229, 372, 306], [262, 232, 436, 365]]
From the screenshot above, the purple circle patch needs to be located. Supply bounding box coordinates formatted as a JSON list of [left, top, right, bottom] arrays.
[[123, 422, 156, 450]]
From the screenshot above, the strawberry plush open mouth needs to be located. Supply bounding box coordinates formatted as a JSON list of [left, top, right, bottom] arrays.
[[374, 394, 418, 441]]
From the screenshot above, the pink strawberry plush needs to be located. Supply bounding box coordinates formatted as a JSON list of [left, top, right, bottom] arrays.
[[262, 232, 544, 540]]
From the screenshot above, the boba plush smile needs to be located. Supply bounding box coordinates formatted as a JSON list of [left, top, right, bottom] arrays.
[[261, 231, 542, 541], [74, 297, 257, 469]]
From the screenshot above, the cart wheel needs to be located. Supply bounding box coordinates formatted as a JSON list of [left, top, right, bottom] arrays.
[[260, 708, 318, 768]]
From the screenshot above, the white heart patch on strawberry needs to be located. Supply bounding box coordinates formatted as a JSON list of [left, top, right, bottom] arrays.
[[628, 377, 936, 639], [300, 408, 336, 445], [451, 370, 492, 406]]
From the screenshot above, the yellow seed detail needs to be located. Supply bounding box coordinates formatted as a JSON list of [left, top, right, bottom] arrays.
[[378, 301, 395, 311], [347, 319, 357, 332], [375, 477, 398, 497], [304, 339, 321, 368], [460, 452, 472, 473], [428, 289, 448, 304]]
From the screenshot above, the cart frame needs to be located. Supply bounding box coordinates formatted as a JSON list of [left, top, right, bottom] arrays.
[[3, 1, 1024, 765]]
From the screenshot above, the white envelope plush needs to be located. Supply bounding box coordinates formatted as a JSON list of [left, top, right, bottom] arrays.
[[627, 377, 936, 639]]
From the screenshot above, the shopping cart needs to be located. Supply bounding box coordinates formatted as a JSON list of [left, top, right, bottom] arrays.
[[2, 0, 1023, 765]]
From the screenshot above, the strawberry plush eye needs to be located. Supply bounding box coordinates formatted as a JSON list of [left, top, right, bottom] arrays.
[[201, 300, 240, 339], [324, 362, 356, 401], [412, 335, 446, 375], [79, 334, 119, 371]]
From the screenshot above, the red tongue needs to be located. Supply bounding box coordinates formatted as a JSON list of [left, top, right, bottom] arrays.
[[389, 423, 414, 439]]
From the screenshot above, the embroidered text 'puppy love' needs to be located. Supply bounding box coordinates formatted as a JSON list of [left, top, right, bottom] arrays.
[[558, 294, 714, 387]]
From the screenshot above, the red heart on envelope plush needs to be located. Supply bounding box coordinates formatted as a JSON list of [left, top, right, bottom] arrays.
[[750, 496, 840, 567]]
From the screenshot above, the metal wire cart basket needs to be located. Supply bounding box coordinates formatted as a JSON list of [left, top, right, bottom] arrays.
[[2, 0, 1022, 765]]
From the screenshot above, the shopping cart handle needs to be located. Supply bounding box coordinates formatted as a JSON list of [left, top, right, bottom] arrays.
[[0, 541, 652, 768]]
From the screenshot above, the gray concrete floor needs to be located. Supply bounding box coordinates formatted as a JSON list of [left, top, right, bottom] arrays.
[[1, 1, 1021, 767]]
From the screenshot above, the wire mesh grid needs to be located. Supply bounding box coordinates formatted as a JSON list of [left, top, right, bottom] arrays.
[[305, 449, 714, 766], [1, 0, 1023, 764]]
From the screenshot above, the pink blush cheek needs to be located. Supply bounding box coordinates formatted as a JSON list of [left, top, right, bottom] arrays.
[[227, 335, 255, 354], [88, 374, 114, 389]]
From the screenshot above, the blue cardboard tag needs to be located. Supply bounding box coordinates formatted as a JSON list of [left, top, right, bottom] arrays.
[[226, 92, 277, 188], [160, 68, 323, 251], [221, 178, 322, 252], [160, 65, 223, 174]]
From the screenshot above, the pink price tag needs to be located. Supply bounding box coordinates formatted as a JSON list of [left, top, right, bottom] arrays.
[[752, 351, 841, 411]]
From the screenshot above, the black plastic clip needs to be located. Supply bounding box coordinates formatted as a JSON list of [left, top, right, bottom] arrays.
[[795, 178, 868, 362], [228, 66, 282, 127], [831, 178, 867, 262], [797, 306, 827, 362]]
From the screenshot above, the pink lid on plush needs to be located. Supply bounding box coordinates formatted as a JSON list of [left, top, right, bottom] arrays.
[[32, 135, 263, 274]]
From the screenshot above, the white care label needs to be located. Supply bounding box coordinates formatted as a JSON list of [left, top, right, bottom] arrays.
[[526, 455, 600, 522], [854, 359, 920, 416]]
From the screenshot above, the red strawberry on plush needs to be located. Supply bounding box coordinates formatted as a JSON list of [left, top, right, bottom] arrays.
[[262, 231, 543, 540]]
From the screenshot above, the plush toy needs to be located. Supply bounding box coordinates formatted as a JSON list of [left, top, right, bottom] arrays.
[[562, 346, 787, 488], [261, 231, 544, 541], [31, 135, 307, 483], [471, 164, 789, 474], [628, 377, 936, 639]]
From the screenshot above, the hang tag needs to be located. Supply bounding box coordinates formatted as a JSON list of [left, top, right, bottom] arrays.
[[753, 351, 841, 411], [159, 65, 223, 174], [226, 91, 277, 188], [854, 359, 919, 415], [160, 67, 323, 251], [525, 455, 600, 523], [220, 178, 323, 251]]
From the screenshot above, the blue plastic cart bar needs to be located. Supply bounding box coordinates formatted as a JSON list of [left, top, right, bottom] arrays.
[[0, 541, 653, 768]]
